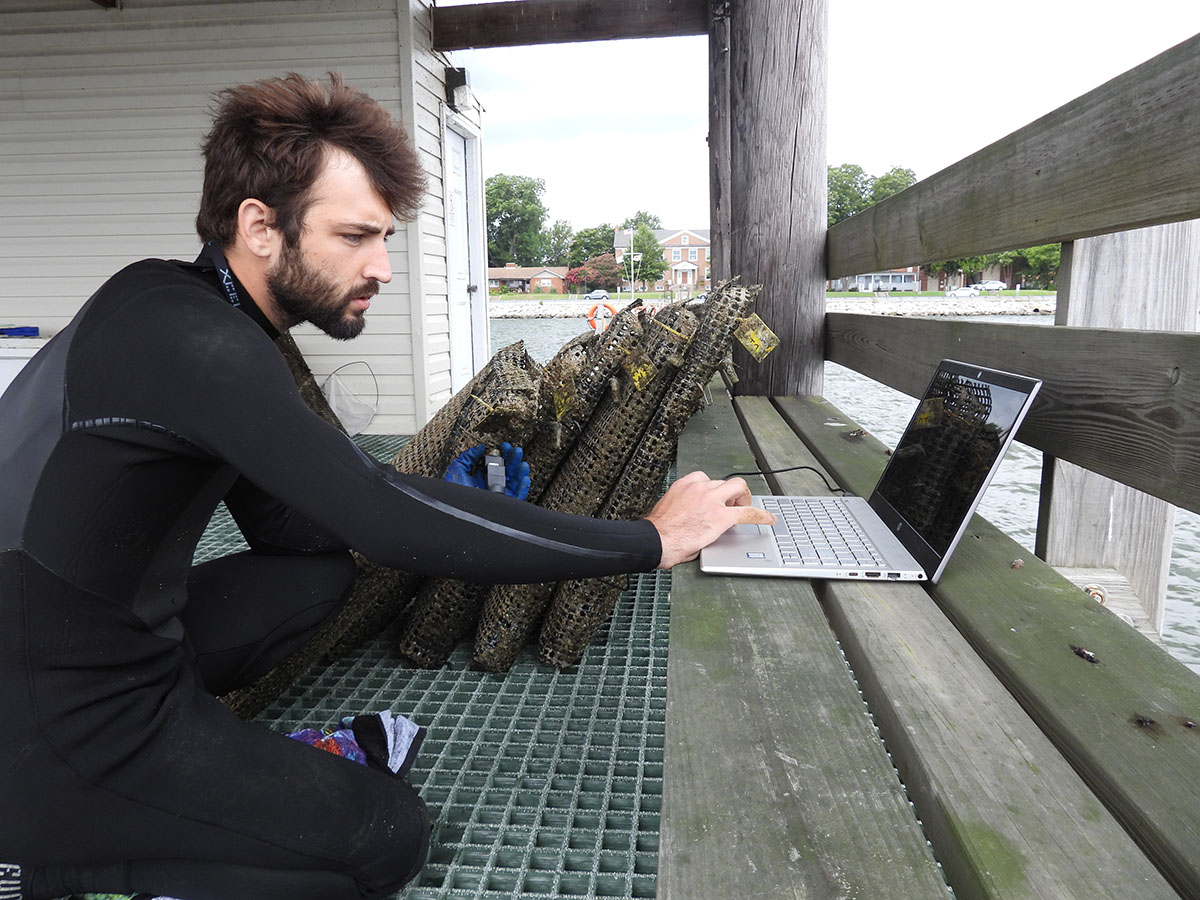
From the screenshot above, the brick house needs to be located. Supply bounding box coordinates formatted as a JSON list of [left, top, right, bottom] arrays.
[[613, 228, 712, 292], [487, 263, 569, 293]]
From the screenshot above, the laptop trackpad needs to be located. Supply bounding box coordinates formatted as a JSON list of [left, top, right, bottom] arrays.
[[726, 523, 766, 536], [704, 522, 779, 568]]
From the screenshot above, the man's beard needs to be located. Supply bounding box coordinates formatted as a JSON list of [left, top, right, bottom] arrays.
[[267, 244, 378, 341]]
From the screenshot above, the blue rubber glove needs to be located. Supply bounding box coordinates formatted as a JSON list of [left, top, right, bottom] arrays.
[[498, 442, 531, 500], [444, 444, 487, 489], [444, 443, 531, 500]]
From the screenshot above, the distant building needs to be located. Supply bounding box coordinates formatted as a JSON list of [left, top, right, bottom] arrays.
[[829, 268, 925, 292], [487, 263, 569, 294], [614, 228, 711, 292]]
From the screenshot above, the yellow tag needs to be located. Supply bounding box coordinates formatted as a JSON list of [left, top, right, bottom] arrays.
[[553, 384, 576, 420], [733, 314, 780, 361], [622, 347, 658, 391]]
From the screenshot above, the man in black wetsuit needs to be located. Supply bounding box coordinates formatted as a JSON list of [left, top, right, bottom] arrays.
[[0, 73, 769, 900]]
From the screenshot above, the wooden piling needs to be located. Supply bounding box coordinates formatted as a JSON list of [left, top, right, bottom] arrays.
[[723, 0, 827, 397]]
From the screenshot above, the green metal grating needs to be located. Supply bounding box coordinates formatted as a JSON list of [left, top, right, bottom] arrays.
[[197, 435, 669, 900]]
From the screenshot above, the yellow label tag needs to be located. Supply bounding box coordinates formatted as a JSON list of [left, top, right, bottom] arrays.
[[622, 347, 658, 391], [733, 314, 780, 361], [553, 384, 576, 420]]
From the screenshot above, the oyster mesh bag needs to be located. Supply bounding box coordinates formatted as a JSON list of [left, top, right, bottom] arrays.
[[229, 282, 763, 701], [472, 301, 698, 671], [539, 282, 760, 667], [393, 342, 546, 667]]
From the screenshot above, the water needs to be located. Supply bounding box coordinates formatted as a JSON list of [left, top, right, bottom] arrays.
[[489, 314, 1200, 673]]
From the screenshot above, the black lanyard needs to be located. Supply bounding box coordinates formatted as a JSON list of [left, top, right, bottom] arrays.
[[202, 241, 243, 309]]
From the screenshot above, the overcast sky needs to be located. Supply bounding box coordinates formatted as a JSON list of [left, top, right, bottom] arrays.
[[444, 1, 1200, 232]]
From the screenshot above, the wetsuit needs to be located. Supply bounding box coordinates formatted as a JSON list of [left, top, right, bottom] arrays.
[[0, 252, 660, 900]]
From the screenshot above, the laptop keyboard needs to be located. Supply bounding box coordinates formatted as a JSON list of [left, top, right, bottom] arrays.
[[762, 497, 886, 567]]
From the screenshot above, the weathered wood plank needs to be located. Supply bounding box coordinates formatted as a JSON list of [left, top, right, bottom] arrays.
[[824, 312, 1200, 516], [727, 0, 827, 396], [1040, 221, 1200, 632], [777, 393, 1200, 899], [661, 385, 946, 900], [754, 395, 1178, 900], [826, 33, 1200, 276], [431, 0, 708, 50]]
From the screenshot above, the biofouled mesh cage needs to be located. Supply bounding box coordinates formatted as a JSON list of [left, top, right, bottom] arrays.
[[198, 435, 671, 900]]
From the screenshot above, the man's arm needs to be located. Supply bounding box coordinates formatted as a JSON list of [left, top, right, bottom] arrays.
[[645, 471, 774, 568], [223, 475, 350, 555]]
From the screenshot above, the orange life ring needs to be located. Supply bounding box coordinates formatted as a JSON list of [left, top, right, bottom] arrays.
[[587, 302, 616, 330]]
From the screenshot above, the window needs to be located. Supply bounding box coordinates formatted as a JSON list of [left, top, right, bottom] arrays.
[[689, 248, 697, 261], [681, 235, 690, 245], [539, 278, 553, 287], [706, 248, 711, 259], [672, 249, 681, 261]]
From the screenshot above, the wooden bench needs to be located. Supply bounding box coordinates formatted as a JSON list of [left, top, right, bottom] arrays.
[[659, 380, 1200, 900]]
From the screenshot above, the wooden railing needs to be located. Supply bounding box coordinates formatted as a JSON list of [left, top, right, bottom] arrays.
[[827, 33, 1200, 277], [824, 32, 1200, 526]]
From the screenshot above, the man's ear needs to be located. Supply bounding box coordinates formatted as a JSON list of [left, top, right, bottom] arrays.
[[235, 198, 280, 260]]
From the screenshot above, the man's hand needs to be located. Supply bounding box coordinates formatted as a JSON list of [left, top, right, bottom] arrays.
[[645, 471, 775, 569]]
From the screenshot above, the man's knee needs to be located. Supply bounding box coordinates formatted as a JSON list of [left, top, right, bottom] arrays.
[[358, 783, 432, 898]]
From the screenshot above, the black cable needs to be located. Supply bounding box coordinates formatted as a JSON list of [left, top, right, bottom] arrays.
[[722, 465, 847, 495]]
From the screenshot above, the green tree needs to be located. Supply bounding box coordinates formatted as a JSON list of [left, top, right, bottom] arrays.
[[626, 222, 667, 286], [485, 174, 548, 266], [828, 164, 918, 228], [538, 219, 574, 267], [568, 224, 615, 269], [620, 210, 662, 231], [1016, 244, 1061, 289], [870, 166, 917, 204], [927, 246, 1060, 288], [827, 163, 872, 227]]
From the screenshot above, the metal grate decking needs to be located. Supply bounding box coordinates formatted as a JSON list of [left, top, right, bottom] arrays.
[[199, 435, 669, 900]]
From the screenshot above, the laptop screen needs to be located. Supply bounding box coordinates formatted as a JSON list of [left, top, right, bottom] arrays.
[[868, 360, 1041, 578]]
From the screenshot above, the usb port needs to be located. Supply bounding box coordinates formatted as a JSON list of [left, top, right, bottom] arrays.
[[887, 572, 901, 580]]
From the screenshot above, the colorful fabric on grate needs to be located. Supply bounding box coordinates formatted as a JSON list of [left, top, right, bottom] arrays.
[[284, 726, 367, 766]]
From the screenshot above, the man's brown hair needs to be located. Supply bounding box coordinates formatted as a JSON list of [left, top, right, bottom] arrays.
[[196, 72, 426, 247]]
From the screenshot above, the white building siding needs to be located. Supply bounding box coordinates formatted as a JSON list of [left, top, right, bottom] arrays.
[[0, 0, 484, 436]]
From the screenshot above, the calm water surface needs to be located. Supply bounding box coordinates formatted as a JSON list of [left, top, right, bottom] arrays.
[[490, 315, 1200, 673]]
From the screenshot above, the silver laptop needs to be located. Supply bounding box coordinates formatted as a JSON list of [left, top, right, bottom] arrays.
[[700, 360, 1042, 584]]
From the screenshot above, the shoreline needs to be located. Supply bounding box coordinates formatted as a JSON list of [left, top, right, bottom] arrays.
[[488, 295, 1057, 319]]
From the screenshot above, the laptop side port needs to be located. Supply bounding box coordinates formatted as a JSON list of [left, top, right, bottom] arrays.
[[888, 573, 901, 580], [865, 572, 881, 578]]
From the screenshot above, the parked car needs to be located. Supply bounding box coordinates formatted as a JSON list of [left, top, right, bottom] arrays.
[[583, 289, 610, 301], [945, 286, 981, 298], [971, 280, 1008, 291]]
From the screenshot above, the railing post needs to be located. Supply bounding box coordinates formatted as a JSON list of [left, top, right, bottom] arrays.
[[1037, 221, 1200, 632], [723, 0, 826, 397]]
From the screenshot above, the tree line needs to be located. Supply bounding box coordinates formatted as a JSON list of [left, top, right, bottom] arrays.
[[486, 166, 1061, 292], [828, 162, 1060, 288], [485, 174, 670, 290]]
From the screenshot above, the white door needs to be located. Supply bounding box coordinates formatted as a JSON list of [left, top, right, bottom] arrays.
[[445, 130, 475, 391]]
